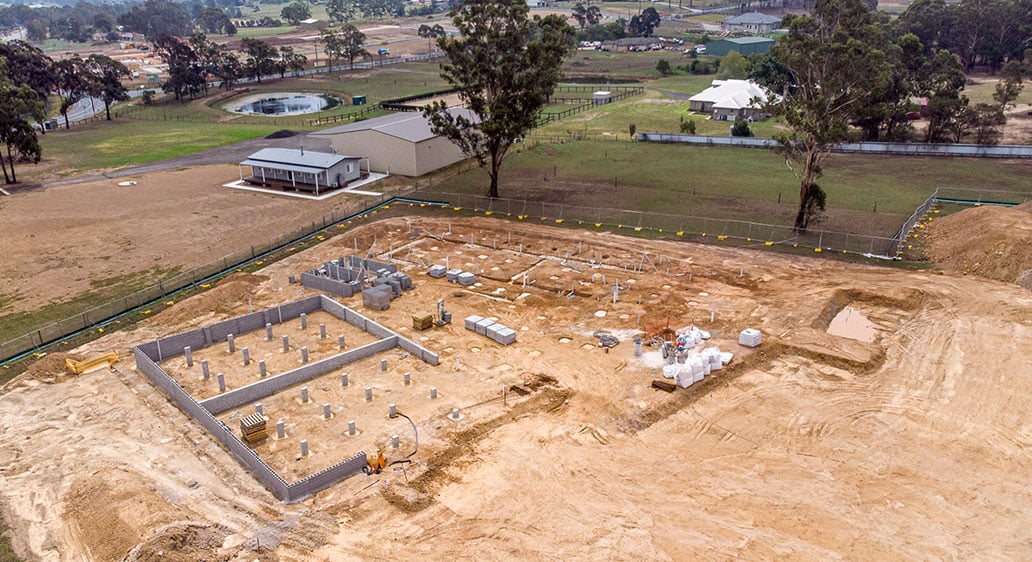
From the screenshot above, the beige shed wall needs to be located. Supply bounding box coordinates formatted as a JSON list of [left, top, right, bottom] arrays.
[[322, 130, 467, 177]]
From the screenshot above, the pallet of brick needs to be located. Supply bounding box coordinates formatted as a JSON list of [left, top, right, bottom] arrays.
[[446, 269, 462, 283], [428, 265, 447, 278], [240, 413, 268, 444], [493, 327, 517, 345], [412, 314, 434, 330], [457, 272, 476, 286], [391, 272, 413, 290], [474, 318, 495, 336], [362, 287, 392, 310], [464, 315, 483, 331]]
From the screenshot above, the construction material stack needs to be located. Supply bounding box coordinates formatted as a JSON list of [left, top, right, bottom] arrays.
[[240, 413, 268, 444], [738, 328, 762, 347], [464, 315, 517, 346]]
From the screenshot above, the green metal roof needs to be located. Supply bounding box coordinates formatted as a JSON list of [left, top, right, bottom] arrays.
[[722, 37, 776, 45]]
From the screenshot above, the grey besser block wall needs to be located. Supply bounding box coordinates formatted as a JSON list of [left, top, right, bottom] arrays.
[[285, 453, 368, 501], [396, 335, 441, 366], [199, 337, 399, 415], [133, 347, 291, 500], [347, 255, 397, 274], [150, 330, 208, 361], [301, 272, 356, 298]]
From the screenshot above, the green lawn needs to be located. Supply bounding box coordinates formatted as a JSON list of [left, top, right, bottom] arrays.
[[36, 121, 277, 174], [424, 140, 1032, 240]]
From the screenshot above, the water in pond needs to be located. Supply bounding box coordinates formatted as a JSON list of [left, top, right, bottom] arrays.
[[230, 93, 342, 116], [827, 306, 880, 343]]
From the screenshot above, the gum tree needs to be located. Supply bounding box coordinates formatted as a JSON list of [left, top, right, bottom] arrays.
[[755, 0, 890, 233], [424, 0, 575, 198]]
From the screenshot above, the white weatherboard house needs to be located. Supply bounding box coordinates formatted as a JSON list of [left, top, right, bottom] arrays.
[[722, 12, 783, 33], [688, 79, 770, 121], [239, 148, 368, 194], [310, 107, 477, 177]]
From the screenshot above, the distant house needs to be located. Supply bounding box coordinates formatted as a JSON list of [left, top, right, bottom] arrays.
[[239, 148, 366, 194], [722, 12, 783, 34], [704, 36, 776, 57], [310, 108, 477, 177], [688, 79, 770, 121]]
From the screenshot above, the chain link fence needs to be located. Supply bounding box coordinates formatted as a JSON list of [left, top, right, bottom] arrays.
[[0, 193, 401, 363], [412, 189, 900, 255]]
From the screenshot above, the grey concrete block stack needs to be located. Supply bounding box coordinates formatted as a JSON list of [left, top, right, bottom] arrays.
[[464, 315, 517, 346]]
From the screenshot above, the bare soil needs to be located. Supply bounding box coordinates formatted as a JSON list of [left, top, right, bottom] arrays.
[[1, 215, 1031, 561], [923, 202, 1032, 285], [0, 165, 390, 316]]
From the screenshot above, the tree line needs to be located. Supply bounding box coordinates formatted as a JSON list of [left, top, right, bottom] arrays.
[[0, 41, 129, 184], [752, 0, 1029, 232]]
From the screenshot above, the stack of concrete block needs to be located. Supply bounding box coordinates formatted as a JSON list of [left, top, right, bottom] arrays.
[[362, 287, 392, 310], [464, 315, 517, 346], [390, 272, 413, 290], [456, 272, 476, 286], [464, 315, 483, 330], [386, 277, 402, 296], [446, 269, 462, 282], [486, 324, 517, 345], [428, 265, 447, 278]]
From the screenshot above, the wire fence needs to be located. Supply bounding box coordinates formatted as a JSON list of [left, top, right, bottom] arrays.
[[411, 189, 901, 256], [0, 192, 402, 363]]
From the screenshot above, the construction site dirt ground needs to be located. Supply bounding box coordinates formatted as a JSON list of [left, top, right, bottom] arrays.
[[1, 215, 1031, 561]]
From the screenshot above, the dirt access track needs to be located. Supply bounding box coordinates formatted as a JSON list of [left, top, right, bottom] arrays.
[[1, 215, 1030, 561]]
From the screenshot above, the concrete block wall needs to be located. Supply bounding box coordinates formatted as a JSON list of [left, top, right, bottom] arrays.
[[286, 453, 368, 501], [347, 255, 397, 274], [199, 337, 399, 415], [397, 335, 441, 366], [133, 347, 291, 500], [300, 272, 356, 298]]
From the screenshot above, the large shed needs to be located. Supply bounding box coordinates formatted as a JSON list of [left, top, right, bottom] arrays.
[[310, 108, 477, 177], [704, 36, 776, 57], [239, 148, 366, 194]]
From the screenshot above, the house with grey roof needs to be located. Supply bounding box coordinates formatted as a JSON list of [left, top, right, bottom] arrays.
[[722, 12, 783, 34], [238, 148, 367, 194], [688, 79, 770, 121], [310, 107, 477, 177]]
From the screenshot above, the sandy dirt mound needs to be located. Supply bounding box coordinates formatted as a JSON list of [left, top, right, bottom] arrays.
[[65, 468, 186, 562], [125, 522, 234, 562], [924, 204, 1032, 285], [9, 352, 78, 387], [158, 272, 269, 328]]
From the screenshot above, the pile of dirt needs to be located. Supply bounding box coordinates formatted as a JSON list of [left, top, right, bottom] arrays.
[[265, 130, 297, 139], [924, 203, 1032, 287], [157, 272, 269, 328], [13, 352, 78, 386], [64, 468, 185, 562], [126, 522, 234, 562]]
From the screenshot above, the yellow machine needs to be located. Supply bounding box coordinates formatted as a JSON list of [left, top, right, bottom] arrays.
[[64, 352, 120, 375], [366, 448, 387, 474]]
